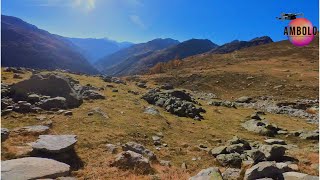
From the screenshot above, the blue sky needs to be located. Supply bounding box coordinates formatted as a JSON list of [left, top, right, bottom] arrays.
[[2, 0, 319, 44]]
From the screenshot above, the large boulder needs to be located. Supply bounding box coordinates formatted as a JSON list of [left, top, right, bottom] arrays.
[[299, 131, 319, 140], [210, 146, 227, 157], [244, 161, 283, 180], [189, 167, 223, 180], [10, 73, 83, 108], [28, 135, 77, 153], [1, 157, 70, 180], [111, 150, 153, 174]]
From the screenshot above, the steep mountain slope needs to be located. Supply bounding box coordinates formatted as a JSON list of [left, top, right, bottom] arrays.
[[210, 36, 273, 54], [94, 38, 180, 72], [1, 15, 98, 74], [107, 39, 218, 76], [67, 37, 133, 64]]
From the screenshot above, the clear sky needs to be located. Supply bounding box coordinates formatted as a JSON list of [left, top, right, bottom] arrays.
[[2, 0, 319, 44]]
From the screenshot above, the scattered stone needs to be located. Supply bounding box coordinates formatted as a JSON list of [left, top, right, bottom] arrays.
[[299, 131, 319, 140], [112, 89, 118, 92], [64, 111, 73, 116], [36, 115, 47, 121], [106, 144, 118, 154], [1, 128, 10, 142], [29, 135, 77, 153], [122, 142, 157, 160], [152, 136, 161, 146], [89, 107, 109, 119], [144, 106, 160, 115], [244, 161, 283, 180], [222, 168, 241, 180], [245, 149, 266, 163], [236, 96, 253, 103], [242, 119, 279, 137], [259, 145, 287, 161], [136, 82, 147, 88], [159, 160, 171, 167], [189, 167, 223, 180], [264, 139, 286, 145], [111, 150, 153, 174], [282, 172, 319, 180], [160, 83, 174, 90], [13, 73, 23, 79], [128, 90, 139, 95], [226, 144, 245, 154], [208, 100, 236, 108], [227, 136, 251, 150], [1, 157, 70, 180], [81, 90, 105, 100], [210, 146, 227, 157], [216, 153, 242, 168], [181, 162, 187, 169]]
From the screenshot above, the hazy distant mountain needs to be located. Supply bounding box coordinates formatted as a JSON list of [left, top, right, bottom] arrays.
[[95, 38, 180, 72], [1, 15, 98, 74], [210, 36, 273, 54], [107, 39, 218, 76], [67, 37, 133, 64]]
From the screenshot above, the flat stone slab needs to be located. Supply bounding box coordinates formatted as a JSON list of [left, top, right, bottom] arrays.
[[1, 157, 70, 180], [29, 135, 77, 153]]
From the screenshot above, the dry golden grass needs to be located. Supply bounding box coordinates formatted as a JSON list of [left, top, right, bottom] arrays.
[[1, 68, 318, 179]]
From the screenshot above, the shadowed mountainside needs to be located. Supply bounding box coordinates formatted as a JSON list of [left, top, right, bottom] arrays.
[[1, 15, 98, 74]]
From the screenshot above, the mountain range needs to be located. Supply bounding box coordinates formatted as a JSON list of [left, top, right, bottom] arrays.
[[1, 15, 99, 74], [67, 37, 133, 64], [1, 15, 274, 76]]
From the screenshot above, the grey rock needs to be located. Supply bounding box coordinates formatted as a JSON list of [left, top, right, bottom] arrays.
[[226, 144, 245, 154], [29, 135, 77, 153], [210, 146, 227, 157], [144, 106, 160, 115], [242, 119, 279, 137], [136, 82, 147, 88], [64, 111, 73, 116], [122, 142, 157, 160], [259, 145, 287, 161], [227, 136, 251, 150], [106, 144, 118, 154], [245, 149, 266, 163], [181, 162, 188, 169], [216, 153, 242, 168], [1, 128, 10, 142], [81, 90, 105, 100], [236, 96, 253, 103], [27, 94, 41, 103], [39, 97, 67, 110], [244, 161, 283, 180], [159, 160, 171, 167], [299, 131, 319, 140], [1, 157, 70, 180], [264, 139, 286, 145], [111, 150, 153, 174], [282, 172, 319, 180], [189, 167, 223, 180], [222, 168, 241, 180], [10, 73, 83, 108], [160, 83, 174, 90]]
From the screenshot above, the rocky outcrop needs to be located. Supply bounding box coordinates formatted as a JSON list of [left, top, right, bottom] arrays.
[[122, 142, 157, 161], [142, 89, 205, 119]]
